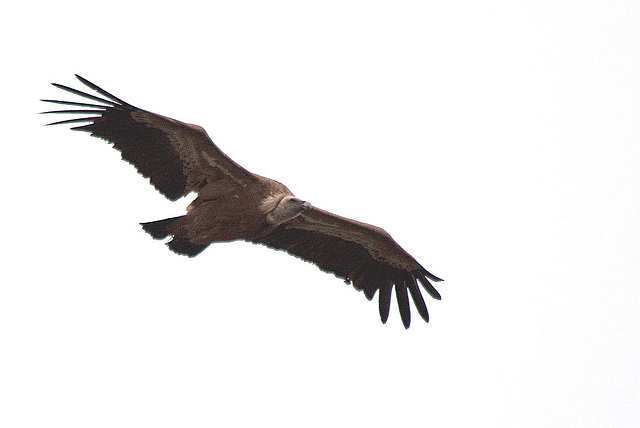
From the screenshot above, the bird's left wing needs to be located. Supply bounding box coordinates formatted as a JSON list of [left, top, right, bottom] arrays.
[[42, 75, 256, 201], [252, 207, 443, 328]]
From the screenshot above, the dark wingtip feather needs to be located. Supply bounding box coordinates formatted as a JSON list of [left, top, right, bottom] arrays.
[[40, 109, 106, 115], [416, 271, 442, 300], [423, 269, 444, 282], [407, 275, 429, 323], [75, 74, 131, 106], [379, 281, 393, 324], [395, 280, 411, 329], [44, 116, 101, 126], [41, 99, 107, 109], [51, 82, 117, 106]]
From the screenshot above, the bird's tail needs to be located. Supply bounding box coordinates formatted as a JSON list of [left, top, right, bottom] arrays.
[[140, 216, 209, 257], [140, 216, 182, 239]]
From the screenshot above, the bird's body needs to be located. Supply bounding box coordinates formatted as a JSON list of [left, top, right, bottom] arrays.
[[42, 75, 443, 328], [144, 178, 305, 255]]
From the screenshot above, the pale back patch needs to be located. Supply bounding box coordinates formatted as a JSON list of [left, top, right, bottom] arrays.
[[259, 194, 284, 213]]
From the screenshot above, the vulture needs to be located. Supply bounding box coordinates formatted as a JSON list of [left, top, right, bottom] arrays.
[[42, 75, 443, 328]]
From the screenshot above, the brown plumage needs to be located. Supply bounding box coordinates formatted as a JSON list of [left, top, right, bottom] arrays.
[[42, 75, 443, 328]]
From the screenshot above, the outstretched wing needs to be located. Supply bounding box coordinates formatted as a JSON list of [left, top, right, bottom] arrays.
[[41, 74, 255, 200], [253, 207, 443, 328]]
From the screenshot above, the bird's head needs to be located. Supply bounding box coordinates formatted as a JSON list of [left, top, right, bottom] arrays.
[[268, 196, 311, 225]]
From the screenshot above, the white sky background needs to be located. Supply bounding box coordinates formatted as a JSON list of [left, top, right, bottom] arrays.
[[1, 1, 639, 426]]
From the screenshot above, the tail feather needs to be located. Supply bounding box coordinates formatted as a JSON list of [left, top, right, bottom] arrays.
[[140, 216, 182, 239], [141, 216, 209, 257], [167, 238, 209, 257]]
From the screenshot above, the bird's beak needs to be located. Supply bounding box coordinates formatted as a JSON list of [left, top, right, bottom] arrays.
[[302, 201, 312, 210]]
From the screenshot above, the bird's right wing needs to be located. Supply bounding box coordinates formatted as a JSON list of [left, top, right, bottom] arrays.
[[42, 75, 256, 201]]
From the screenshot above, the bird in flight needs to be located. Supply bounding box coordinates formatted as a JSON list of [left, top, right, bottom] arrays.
[[42, 75, 443, 328]]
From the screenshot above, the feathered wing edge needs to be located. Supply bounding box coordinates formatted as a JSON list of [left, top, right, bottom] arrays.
[[252, 210, 443, 328], [41, 75, 257, 201], [40, 76, 193, 200], [41, 74, 129, 127]]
